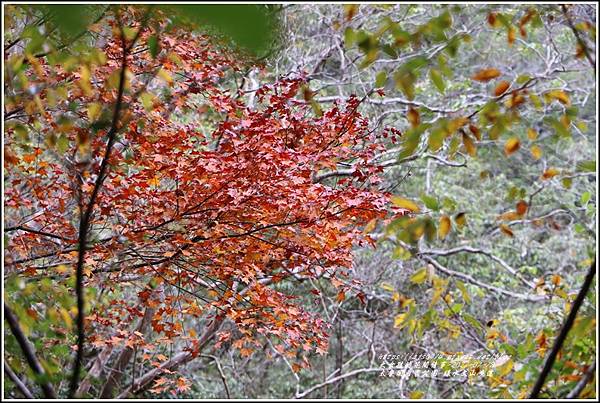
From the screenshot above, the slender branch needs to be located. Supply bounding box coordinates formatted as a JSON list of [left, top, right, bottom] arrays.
[[4, 303, 57, 398], [200, 355, 231, 398], [420, 245, 535, 289], [4, 225, 74, 242], [421, 256, 545, 302], [295, 367, 382, 399], [68, 20, 129, 399], [4, 359, 35, 399], [529, 259, 596, 398]]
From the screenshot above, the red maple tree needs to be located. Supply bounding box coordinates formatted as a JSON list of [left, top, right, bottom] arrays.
[[4, 7, 395, 397]]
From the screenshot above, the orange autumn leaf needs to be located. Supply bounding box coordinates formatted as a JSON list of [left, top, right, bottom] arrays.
[[497, 211, 521, 221], [469, 124, 481, 141], [472, 68, 501, 82], [504, 137, 520, 156], [494, 81, 510, 96], [487, 12, 500, 28], [542, 167, 560, 180], [499, 224, 514, 237], [407, 107, 420, 128], [507, 26, 516, 46], [462, 132, 477, 156], [516, 200, 528, 216]]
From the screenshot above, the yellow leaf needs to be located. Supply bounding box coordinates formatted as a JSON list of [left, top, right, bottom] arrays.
[[530, 145, 542, 160], [527, 128, 538, 140], [78, 65, 93, 96], [472, 68, 501, 82], [380, 282, 394, 292], [391, 196, 420, 212], [60, 308, 73, 328], [454, 212, 467, 228], [504, 137, 520, 156], [363, 218, 378, 234], [147, 176, 160, 187], [410, 268, 428, 284], [87, 102, 102, 121], [157, 68, 173, 85], [438, 215, 451, 239], [394, 313, 408, 328], [545, 90, 570, 106]]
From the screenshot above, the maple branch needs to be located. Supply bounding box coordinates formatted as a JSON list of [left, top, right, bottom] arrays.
[[4, 303, 57, 398], [115, 278, 271, 398], [98, 306, 154, 398], [4, 225, 74, 242], [115, 315, 224, 398], [4, 359, 35, 399], [68, 21, 130, 398], [529, 259, 596, 398]]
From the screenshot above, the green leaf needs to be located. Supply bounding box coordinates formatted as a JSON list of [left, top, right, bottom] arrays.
[[375, 71, 387, 88], [148, 35, 160, 59], [168, 5, 279, 57], [140, 92, 155, 112], [56, 135, 69, 154], [344, 27, 356, 47], [424, 217, 436, 242], [40, 5, 94, 39], [429, 68, 445, 94], [420, 193, 440, 211], [545, 116, 570, 138], [463, 313, 482, 330], [456, 281, 471, 304], [580, 191, 591, 205], [577, 160, 596, 173]]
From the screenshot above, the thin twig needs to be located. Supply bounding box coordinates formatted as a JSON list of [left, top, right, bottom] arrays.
[[529, 259, 596, 398]]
